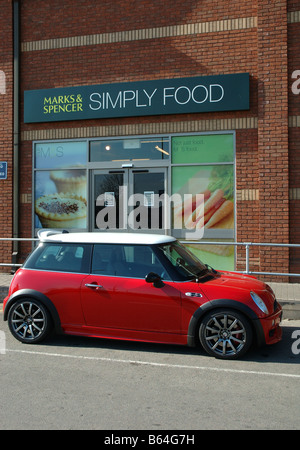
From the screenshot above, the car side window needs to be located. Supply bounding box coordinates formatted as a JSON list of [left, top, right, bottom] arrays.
[[25, 243, 91, 273], [91, 244, 114, 275], [92, 244, 170, 279]]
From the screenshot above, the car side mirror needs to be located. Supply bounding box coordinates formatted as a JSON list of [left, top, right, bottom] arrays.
[[145, 272, 164, 288]]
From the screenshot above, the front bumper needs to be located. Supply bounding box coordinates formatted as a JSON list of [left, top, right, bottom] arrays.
[[259, 305, 283, 345]]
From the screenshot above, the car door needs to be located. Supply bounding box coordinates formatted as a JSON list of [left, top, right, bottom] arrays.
[[80, 243, 182, 334]]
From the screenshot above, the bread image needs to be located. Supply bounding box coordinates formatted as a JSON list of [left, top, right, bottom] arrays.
[[50, 169, 87, 199]]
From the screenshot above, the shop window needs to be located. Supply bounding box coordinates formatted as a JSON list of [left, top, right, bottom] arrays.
[[172, 134, 234, 164], [171, 133, 235, 271], [172, 164, 234, 231], [90, 137, 169, 162], [31, 133, 235, 272], [33, 141, 88, 231]]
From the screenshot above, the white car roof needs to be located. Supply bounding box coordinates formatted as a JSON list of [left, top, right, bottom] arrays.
[[37, 229, 176, 245]]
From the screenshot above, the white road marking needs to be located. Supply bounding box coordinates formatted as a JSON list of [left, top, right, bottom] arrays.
[[5, 348, 300, 379]]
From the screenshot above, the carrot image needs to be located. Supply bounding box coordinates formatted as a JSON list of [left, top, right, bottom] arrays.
[[186, 188, 224, 229], [175, 190, 210, 229], [203, 189, 224, 214], [205, 200, 234, 228], [183, 165, 234, 231], [174, 183, 233, 231], [184, 190, 209, 229], [173, 195, 195, 220], [204, 197, 225, 224]]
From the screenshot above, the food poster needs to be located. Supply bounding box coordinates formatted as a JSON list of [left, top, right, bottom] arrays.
[[171, 134, 235, 270], [34, 141, 88, 229], [185, 241, 235, 272]]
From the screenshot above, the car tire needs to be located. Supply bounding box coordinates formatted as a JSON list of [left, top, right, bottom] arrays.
[[7, 298, 53, 344], [199, 308, 253, 360]]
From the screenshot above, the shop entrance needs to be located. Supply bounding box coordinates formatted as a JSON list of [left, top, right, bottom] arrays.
[[92, 168, 167, 232]]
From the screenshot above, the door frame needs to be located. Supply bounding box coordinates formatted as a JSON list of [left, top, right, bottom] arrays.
[[91, 166, 168, 233]]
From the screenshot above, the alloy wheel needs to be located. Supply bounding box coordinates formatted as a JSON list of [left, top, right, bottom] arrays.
[[199, 309, 252, 359], [8, 299, 51, 343]]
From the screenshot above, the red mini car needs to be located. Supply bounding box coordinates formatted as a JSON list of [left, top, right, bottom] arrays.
[[3, 230, 282, 359]]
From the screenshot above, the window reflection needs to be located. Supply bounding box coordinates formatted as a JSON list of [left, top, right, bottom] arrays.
[[90, 137, 169, 162]]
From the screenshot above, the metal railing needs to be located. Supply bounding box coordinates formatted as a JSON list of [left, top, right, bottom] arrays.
[[187, 241, 300, 278], [0, 237, 299, 279], [0, 237, 37, 268]]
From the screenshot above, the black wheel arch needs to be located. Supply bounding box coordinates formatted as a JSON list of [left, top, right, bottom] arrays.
[[4, 289, 62, 334], [187, 299, 266, 348]]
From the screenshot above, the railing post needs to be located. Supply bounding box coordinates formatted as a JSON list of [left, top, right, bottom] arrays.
[[245, 243, 251, 274]]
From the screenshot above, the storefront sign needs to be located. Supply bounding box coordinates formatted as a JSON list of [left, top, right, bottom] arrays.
[[24, 73, 249, 123]]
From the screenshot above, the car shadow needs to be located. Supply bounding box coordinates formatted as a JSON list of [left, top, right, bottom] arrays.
[[243, 323, 300, 365], [41, 322, 300, 366]]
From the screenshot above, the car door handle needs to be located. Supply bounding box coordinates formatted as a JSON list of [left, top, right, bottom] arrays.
[[85, 283, 103, 289]]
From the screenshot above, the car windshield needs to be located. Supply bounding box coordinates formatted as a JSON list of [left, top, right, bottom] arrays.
[[158, 241, 208, 280]]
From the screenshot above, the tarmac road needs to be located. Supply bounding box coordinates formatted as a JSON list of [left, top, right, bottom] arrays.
[[0, 314, 299, 431]]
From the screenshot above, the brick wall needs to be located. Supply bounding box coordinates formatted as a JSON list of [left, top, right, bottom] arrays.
[[0, 0, 298, 280], [288, 0, 300, 277], [256, 0, 289, 279], [0, 0, 13, 270]]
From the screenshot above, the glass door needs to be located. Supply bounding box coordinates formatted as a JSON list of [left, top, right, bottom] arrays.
[[129, 169, 166, 231], [92, 168, 167, 232], [93, 170, 127, 230]]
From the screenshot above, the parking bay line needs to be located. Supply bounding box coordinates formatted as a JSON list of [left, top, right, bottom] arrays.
[[5, 348, 300, 379]]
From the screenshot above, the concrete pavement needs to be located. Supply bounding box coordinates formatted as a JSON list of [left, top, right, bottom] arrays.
[[0, 273, 13, 307], [268, 282, 300, 319]]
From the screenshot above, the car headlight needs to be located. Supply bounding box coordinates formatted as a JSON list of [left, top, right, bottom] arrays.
[[250, 291, 269, 314]]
